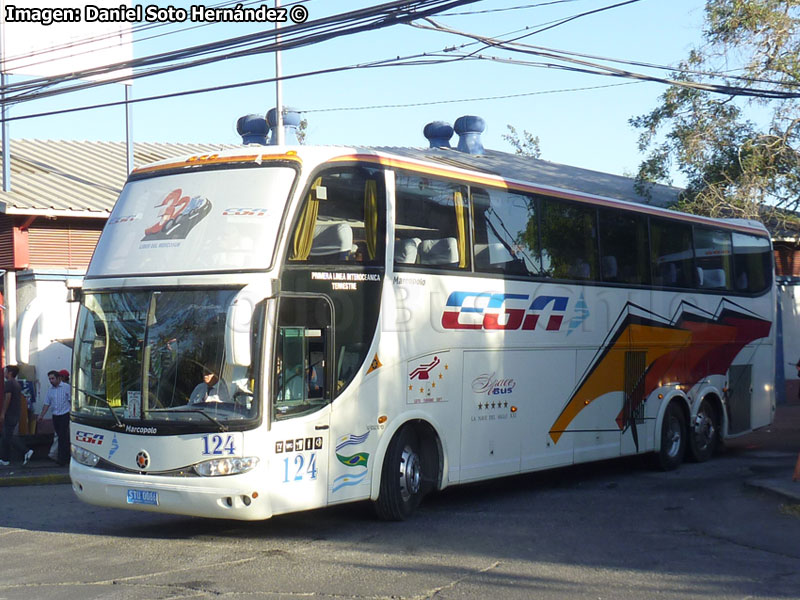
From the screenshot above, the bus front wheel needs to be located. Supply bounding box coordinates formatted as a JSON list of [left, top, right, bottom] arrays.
[[654, 402, 687, 471], [375, 426, 424, 521]]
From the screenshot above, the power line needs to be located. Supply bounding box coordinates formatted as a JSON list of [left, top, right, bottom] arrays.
[[301, 80, 637, 112], [1, 0, 481, 104], [422, 19, 800, 99], [456, 0, 645, 60], [5, 0, 795, 130], [441, 0, 584, 16], [424, 19, 800, 89], [0, 46, 644, 126], [0, 52, 470, 124]]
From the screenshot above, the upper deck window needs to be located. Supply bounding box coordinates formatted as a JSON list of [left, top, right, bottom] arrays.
[[394, 172, 470, 270], [288, 166, 385, 266]]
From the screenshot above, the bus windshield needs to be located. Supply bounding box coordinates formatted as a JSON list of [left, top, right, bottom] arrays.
[[73, 289, 261, 431]]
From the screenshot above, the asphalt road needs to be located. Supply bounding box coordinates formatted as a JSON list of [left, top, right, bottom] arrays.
[[1, 442, 799, 600]]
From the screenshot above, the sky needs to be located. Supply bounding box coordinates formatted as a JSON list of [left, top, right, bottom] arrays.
[[2, 0, 710, 182]]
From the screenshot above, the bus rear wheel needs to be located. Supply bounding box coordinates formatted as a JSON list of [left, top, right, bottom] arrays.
[[688, 398, 718, 463], [375, 426, 425, 521], [654, 401, 686, 471]]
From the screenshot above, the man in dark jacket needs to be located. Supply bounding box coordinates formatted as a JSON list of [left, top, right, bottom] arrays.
[[0, 365, 33, 466]]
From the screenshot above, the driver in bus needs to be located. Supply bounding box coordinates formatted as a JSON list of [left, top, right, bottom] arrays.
[[189, 365, 230, 404]]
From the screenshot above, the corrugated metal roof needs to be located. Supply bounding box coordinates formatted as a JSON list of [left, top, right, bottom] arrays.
[[0, 139, 237, 217]]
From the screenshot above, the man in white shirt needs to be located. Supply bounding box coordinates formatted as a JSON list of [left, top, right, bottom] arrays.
[[38, 370, 71, 466]]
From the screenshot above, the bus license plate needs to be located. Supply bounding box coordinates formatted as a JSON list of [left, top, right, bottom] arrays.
[[127, 489, 159, 506]]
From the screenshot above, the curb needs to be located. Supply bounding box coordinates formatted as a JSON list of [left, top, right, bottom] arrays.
[[744, 477, 800, 503], [0, 472, 71, 487]]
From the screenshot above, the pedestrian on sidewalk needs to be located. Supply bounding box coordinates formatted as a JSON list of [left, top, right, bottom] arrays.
[[0, 365, 34, 466], [38, 370, 71, 467]]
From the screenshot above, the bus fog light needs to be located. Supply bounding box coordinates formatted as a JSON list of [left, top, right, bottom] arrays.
[[71, 445, 100, 467], [193, 457, 259, 477]]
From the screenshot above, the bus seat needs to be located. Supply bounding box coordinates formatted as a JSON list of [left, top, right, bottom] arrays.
[[660, 263, 677, 285], [473, 243, 489, 265], [602, 256, 618, 281], [696, 267, 704, 287], [568, 260, 591, 280], [419, 237, 459, 266], [736, 271, 749, 291], [394, 237, 421, 264], [310, 223, 354, 260], [702, 268, 726, 289]]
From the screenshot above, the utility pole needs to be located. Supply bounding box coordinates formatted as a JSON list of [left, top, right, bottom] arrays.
[[274, 0, 284, 145]]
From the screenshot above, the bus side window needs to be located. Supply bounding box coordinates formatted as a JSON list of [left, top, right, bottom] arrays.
[[472, 188, 542, 277], [694, 227, 733, 290], [598, 208, 650, 285], [732, 232, 772, 293], [539, 197, 599, 281], [650, 218, 694, 289], [394, 172, 470, 270]]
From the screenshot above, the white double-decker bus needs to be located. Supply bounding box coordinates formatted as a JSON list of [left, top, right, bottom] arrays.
[[69, 118, 775, 521]]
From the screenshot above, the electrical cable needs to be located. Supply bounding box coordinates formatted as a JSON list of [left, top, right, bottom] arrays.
[[417, 17, 800, 89], [301, 81, 637, 113], [0, 51, 473, 123], [1, 0, 481, 102], [420, 19, 800, 99], [442, 0, 585, 16]]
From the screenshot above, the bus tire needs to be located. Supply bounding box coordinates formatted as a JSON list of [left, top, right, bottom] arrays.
[[654, 401, 686, 471], [375, 426, 424, 521], [688, 397, 718, 463]]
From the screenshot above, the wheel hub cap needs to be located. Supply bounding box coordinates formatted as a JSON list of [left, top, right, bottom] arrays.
[[399, 446, 421, 502]]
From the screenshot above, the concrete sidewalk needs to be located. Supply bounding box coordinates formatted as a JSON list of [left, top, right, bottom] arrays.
[[728, 403, 800, 502], [1, 405, 799, 500]]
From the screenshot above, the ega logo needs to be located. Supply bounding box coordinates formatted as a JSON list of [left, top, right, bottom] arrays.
[[75, 431, 105, 445], [442, 292, 569, 331]]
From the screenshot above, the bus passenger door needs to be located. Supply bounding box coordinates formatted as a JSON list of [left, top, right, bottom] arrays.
[[268, 296, 332, 515]]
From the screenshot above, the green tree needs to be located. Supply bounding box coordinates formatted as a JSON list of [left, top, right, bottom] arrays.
[[631, 1, 800, 224], [503, 124, 541, 158], [297, 118, 308, 144]]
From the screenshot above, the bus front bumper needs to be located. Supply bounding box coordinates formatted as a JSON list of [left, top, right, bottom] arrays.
[[70, 462, 274, 521]]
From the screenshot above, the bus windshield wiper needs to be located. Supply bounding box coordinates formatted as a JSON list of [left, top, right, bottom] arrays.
[[76, 387, 125, 430], [149, 407, 228, 432]]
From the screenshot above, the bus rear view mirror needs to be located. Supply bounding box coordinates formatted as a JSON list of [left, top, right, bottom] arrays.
[[225, 283, 273, 366]]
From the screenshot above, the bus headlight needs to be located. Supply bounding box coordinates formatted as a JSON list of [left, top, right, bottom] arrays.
[[71, 445, 100, 467], [193, 457, 259, 477]]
